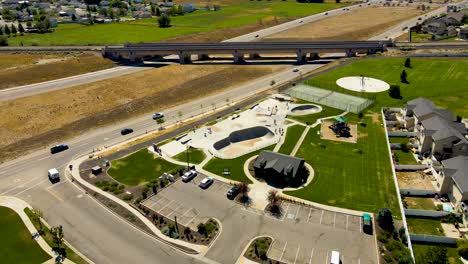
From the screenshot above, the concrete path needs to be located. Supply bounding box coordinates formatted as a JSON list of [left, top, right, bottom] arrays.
[[290, 126, 310, 157], [0, 196, 75, 264], [272, 121, 302, 153]]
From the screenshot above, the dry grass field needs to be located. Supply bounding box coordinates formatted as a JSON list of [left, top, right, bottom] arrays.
[[0, 64, 283, 162], [261, 6, 426, 41], [0, 53, 115, 89]]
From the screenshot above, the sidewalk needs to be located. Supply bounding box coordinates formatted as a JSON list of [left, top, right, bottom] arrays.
[[0, 196, 75, 264]]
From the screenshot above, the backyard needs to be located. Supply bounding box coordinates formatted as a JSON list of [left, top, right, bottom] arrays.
[[203, 145, 275, 183], [304, 58, 468, 117], [284, 113, 401, 216], [8, 1, 347, 46], [393, 149, 418, 165], [0, 207, 50, 264], [413, 244, 463, 264], [277, 124, 306, 155], [107, 149, 182, 186], [406, 217, 445, 236]]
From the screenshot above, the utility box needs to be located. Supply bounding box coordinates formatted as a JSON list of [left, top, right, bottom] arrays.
[[91, 166, 102, 175]]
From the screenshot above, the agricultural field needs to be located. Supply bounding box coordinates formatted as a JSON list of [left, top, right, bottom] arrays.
[[261, 6, 426, 41], [0, 53, 115, 89], [304, 58, 468, 117], [0, 64, 283, 162], [8, 1, 348, 46], [0, 207, 50, 264]]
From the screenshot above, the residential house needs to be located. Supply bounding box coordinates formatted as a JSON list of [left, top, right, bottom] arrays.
[[404, 98, 468, 160], [422, 16, 460, 36], [253, 150, 308, 187], [460, 27, 468, 40], [436, 156, 468, 209]]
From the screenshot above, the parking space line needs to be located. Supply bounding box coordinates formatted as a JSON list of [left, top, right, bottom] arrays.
[[319, 210, 324, 224], [333, 212, 336, 228], [346, 215, 349, 231], [293, 245, 300, 264], [166, 203, 182, 218], [325, 251, 329, 264], [281, 203, 290, 221], [294, 205, 301, 220], [180, 207, 192, 217], [214, 183, 225, 193], [360, 216, 362, 233], [185, 211, 200, 227], [279, 242, 287, 262], [157, 200, 174, 215], [308, 248, 315, 264], [307, 207, 312, 223]]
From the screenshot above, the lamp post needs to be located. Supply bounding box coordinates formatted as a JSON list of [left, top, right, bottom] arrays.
[[186, 144, 190, 170]]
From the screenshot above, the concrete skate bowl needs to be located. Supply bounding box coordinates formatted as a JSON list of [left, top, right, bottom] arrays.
[[289, 104, 322, 116], [212, 126, 276, 159]]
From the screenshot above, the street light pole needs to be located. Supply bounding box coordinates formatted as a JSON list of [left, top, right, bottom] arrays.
[[186, 145, 190, 170]]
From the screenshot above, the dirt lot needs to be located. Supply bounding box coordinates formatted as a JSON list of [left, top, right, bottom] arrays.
[[0, 53, 115, 89], [261, 6, 426, 41], [0, 64, 283, 162], [397, 171, 435, 190]]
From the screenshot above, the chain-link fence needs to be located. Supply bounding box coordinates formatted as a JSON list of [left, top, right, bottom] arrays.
[[284, 84, 374, 114]]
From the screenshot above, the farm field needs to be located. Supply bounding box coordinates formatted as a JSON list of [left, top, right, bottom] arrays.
[[304, 58, 468, 117], [0, 207, 51, 264], [8, 1, 347, 46], [261, 6, 426, 41], [0, 64, 283, 163], [0, 53, 115, 89]]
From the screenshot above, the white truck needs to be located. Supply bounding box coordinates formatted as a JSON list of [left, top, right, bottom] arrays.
[[48, 168, 60, 183]]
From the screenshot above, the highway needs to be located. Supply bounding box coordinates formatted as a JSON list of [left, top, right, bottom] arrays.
[[0, 3, 457, 263], [0, 2, 369, 102]]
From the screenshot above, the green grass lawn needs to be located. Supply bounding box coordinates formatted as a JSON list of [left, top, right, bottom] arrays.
[[406, 217, 445, 236], [172, 147, 206, 165], [284, 114, 401, 216], [413, 244, 463, 264], [23, 208, 88, 264], [0, 207, 50, 264], [9, 1, 347, 46], [304, 58, 468, 118], [393, 149, 418, 165], [108, 149, 183, 186], [278, 124, 306, 155], [203, 145, 275, 183], [403, 197, 436, 210], [287, 105, 344, 125], [388, 137, 410, 144]]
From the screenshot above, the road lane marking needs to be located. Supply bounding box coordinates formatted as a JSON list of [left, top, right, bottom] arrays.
[[0, 176, 41, 195], [294, 245, 300, 264], [308, 248, 315, 264], [307, 207, 312, 223], [319, 210, 324, 224], [37, 156, 50, 161], [333, 212, 336, 228], [279, 241, 287, 262], [14, 179, 48, 196]]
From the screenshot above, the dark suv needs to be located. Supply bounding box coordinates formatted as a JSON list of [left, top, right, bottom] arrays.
[[50, 144, 69, 154], [227, 185, 240, 200], [120, 128, 133, 135]]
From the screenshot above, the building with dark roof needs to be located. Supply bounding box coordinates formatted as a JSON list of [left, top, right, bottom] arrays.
[[253, 150, 307, 187], [437, 156, 468, 209]]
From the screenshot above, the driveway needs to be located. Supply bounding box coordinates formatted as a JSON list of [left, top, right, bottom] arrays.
[[142, 175, 378, 264]]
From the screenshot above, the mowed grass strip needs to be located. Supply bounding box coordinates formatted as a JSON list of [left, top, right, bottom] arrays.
[[9, 1, 347, 46], [108, 149, 182, 186], [287, 104, 344, 125], [393, 149, 418, 165], [203, 145, 275, 183], [304, 58, 468, 117], [278, 124, 306, 155], [0, 207, 51, 264], [406, 217, 445, 236], [284, 114, 400, 216], [173, 148, 206, 165]]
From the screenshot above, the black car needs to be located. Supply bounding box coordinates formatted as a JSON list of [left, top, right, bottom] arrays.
[[121, 128, 134, 135], [50, 144, 69, 154], [227, 185, 240, 200]]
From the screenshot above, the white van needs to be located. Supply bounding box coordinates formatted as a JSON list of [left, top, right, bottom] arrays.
[[48, 168, 60, 183], [330, 251, 341, 264]]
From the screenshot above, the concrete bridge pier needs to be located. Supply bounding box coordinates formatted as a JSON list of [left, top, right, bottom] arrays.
[[346, 49, 356, 57], [233, 51, 245, 64], [296, 50, 307, 64], [179, 52, 192, 64], [197, 54, 210, 61], [308, 53, 320, 61], [249, 53, 260, 59]]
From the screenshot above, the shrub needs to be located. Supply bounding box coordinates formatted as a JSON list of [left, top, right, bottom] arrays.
[[134, 197, 143, 204], [458, 244, 468, 259], [197, 223, 207, 236], [436, 204, 443, 211], [388, 85, 402, 99], [122, 194, 133, 201], [377, 208, 394, 232], [382, 255, 393, 263], [0, 36, 8, 46], [377, 234, 389, 243]]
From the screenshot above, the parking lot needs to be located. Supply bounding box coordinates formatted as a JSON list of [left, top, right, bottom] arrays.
[[141, 174, 377, 264]]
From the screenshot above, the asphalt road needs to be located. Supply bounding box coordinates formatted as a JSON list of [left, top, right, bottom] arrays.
[[0, 5, 451, 263], [0, 2, 368, 102]]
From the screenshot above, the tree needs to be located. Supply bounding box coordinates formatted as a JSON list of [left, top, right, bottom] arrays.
[[156, 7, 161, 16], [26, 21, 32, 28], [400, 69, 408, 83], [377, 208, 394, 232], [18, 23, 25, 33], [158, 14, 171, 28], [156, 118, 165, 129], [197, 223, 207, 236], [11, 24, 17, 35], [422, 246, 448, 264], [71, 14, 77, 21], [51, 225, 65, 255], [388, 85, 402, 99], [177, 5, 184, 15], [4, 24, 10, 35], [267, 189, 281, 214], [404, 57, 411, 68], [0, 27, 3, 35], [169, 6, 177, 16], [237, 181, 250, 203], [35, 15, 51, 33]]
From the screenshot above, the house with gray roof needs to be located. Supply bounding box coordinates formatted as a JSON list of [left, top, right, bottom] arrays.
[[436, 156, 468, 209], [253, 150, 307, 187], [404, 98, 467, 160]]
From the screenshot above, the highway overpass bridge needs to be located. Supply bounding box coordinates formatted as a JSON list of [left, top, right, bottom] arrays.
[[102, 41, 394, 64]]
